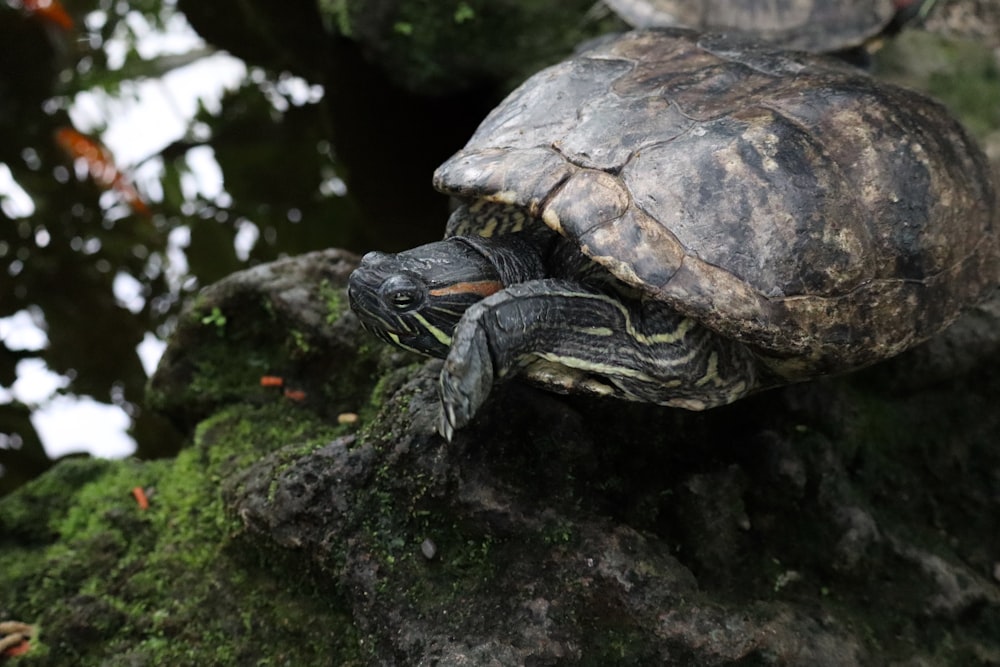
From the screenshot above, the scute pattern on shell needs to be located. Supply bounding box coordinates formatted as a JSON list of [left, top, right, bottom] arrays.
[[433, 29, 997, 378], [604, 0, 897, 53]]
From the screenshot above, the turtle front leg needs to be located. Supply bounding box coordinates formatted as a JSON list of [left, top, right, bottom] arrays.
[[438, 279, 762, 440]]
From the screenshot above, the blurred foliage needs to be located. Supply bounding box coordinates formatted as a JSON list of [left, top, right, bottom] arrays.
[[0, 0, 374, 496]]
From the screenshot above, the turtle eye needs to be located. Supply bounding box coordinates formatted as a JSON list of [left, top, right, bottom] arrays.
[[391, 291, 415, 309], [381, 274, 424, 312]]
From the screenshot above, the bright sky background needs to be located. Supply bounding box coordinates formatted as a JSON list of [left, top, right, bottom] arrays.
[[0, 7, 248, 459]]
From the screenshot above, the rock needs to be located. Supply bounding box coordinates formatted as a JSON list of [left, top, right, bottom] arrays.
[[198, 251, 1000, 663], [4, 248, 999, 665], [148, 248, 386, 430], [322, 0, 620, 96]]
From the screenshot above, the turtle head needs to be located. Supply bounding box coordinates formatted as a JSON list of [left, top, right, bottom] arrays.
[[348, 238, 506, 358]]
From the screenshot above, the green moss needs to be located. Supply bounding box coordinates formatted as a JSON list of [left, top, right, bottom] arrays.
[[320, 279, 346, 324], [154, 283, 380, 424], [328, 0, 622, 95], [0, 404, 362, 666], [0, 457, 114, 542], [286, 328, 311, 355], [187, 342, 271, 401], [541, 516, 575, 546], [357, 361, 424, 425], [575, 626, 664, 666]]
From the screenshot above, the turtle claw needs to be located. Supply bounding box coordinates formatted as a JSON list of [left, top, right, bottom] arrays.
[[437, 320, 495, 441], [438, 366, 475, 441], [438, 402, 457, 442], [438, 411, 454, 442]]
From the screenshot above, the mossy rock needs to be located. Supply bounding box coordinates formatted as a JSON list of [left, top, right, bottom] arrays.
[[323, 0, 623, 95], [7, 248, 1000, 664], [0, 406, 364, 666]]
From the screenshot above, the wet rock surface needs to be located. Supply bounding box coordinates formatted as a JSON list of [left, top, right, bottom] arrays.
[[181, 251, 1000, 664], [3, 248, 998, 664]]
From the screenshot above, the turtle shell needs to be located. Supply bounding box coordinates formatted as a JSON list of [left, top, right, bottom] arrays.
[[603, 0, 900, 53], [433, 29, 998, 378]]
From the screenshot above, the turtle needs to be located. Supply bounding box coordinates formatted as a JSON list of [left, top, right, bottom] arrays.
[[347, 28, 997, 441], [602, 0, 927, 54]]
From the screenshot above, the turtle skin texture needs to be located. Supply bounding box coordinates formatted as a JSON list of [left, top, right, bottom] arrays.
[[433, 28, 998, 386]]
